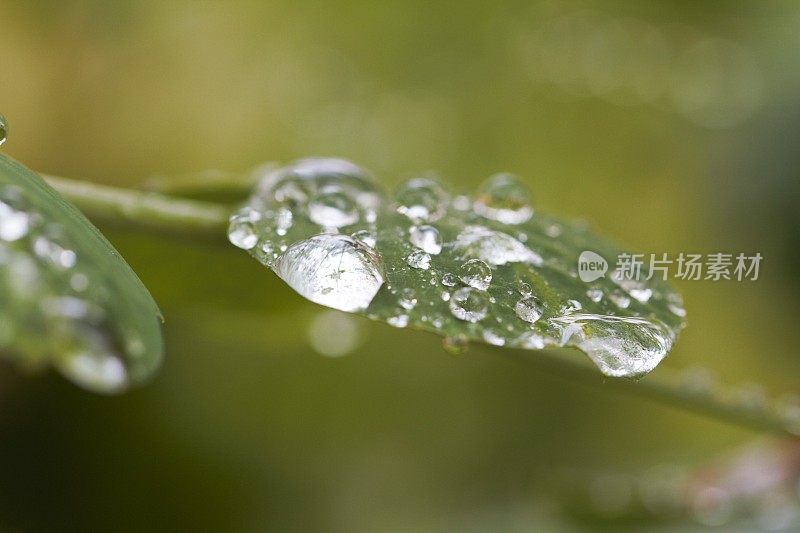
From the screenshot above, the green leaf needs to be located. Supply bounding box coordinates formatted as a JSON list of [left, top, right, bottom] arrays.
[[229, 158, 686, 378], [0, 154, 163, 393]]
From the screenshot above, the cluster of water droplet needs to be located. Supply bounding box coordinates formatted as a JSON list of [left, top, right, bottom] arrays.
[[0, 182, 146, 392], [230, 158, 686, 378]]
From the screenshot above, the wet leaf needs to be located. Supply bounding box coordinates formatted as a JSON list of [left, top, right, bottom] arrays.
[[229, 158, 686, 378], [0, 154, 163, 393]]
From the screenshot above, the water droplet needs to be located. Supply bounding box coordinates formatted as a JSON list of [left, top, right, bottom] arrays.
[[56, 350, 128, 394], [395, 178, 449, 222], [612, 273, 653, 303], [399, 288, 418, 310], [272, 234, 384, 313], [0, 114, 7, 147], [406, 249, 431, 270], [308, 188, 359, 228], [0, 201, 29, 241], [453, 225, 542, 266], [609, 290, 631, 309], [518, 331, 547, 349], [441, 291, 451, 301], [515, 295, 544, 323], [482, 329, 506, 346], [275, 206, 293, 235], [351, 229, 376, 248], [458, 259, 492, 291], [227, 218, 258, 250], [553, 313, 674, 377], [449, 287, 490, 322], [473, 173, 533, 224], [409, 225, 442, 255], [562, 299, 582, 313], [667, 292, 686, 317], [545, 223, 562, 238], [387, 314, 409, 328], [586, 288, 604, 302], [441, 273, 457, 287], [518, 281, 533, 297], [443, 334, 469, 354]]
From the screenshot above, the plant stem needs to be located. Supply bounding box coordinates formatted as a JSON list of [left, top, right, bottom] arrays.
[[43, 174, 230, 237], [521, 348, 796, 437], [43, 174, 798, 438]]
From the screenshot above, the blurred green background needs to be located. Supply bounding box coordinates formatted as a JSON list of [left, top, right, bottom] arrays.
[[1, 0, 799, 530]]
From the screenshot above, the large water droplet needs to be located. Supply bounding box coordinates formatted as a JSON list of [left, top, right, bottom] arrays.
[[458, 259, 492, 291], [395, 177, 449, 222], [553, 313, 674, 378], [453, 225, 542, 266], [515, 295, 544, 323], [409, 225, 442, 255], [449, 287, 490, 322], [474, 173, 533, 224], [272, 234, 384, 313]]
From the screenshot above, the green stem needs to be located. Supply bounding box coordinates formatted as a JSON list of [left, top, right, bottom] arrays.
[[42, 174, 798, 438], [43, 174, 230, 237], [523, 348, 795, 437]]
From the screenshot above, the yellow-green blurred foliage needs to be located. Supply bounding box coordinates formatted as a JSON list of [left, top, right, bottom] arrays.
[[1, 0, 799, 530]]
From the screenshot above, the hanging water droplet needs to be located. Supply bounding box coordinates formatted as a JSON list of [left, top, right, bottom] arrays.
[[515, 295, 544, 323], [474, 173, 533, 225], [275, 206, 293, 235], [406, 249, 431, 270], [458, 259, 492, 291], [387, 314, 409, 328], [308, 188, 359, 228], [453, 225, 542, 266], [449, 287, 490, 322], [395, 177, 449, 222], [443, 334, 469, 354], [227, 218, 258, 250], [272, 234, 384, 313], [482, 329, 506, 346], [552, 313, 674, 378], [409, 225, 442, 255], [0, 114, 7, 147], [55, 350, 128, 394]]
